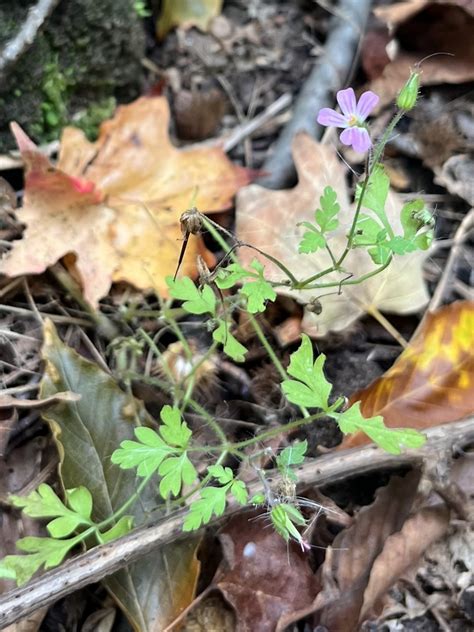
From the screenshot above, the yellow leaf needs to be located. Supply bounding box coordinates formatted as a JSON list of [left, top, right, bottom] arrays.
[[341, 301, 474, 450], [157, 0, 223, 39]]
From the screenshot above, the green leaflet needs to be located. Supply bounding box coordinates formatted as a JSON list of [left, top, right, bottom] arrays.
[[332, 402, 426, 454], [298, 186, 340, 254], [281, 335, 332, 410], [183, 465, 248, 531], [112, 405, 197, 498]]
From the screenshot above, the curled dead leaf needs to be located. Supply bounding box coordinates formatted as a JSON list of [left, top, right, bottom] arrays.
[[0, 392, 80, 409], [341, 301, 474, 450], [210, 512, 319, 632], [315, 471, 421, 630], [360, 505, 450, 622]]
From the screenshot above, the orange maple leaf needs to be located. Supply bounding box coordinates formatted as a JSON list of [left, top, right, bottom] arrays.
[[0, 97, 250, 306], [340, 301, 474, 450]]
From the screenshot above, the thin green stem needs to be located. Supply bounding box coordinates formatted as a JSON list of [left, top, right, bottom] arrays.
[[291, 257, 392, 291], [202, 217, 298, 285], [97, 474, 155, 530], [294, 263, 337, 288], [231, 400, 343, 450], [338, 110, 405, 266], [138, 328, 176, 385], [325, 243, 338, 268], [188, 398, 228, 445], [200, 217, 308, 418]]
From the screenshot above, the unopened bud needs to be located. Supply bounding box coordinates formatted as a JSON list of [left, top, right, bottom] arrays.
[[396, 71, 420, 111]]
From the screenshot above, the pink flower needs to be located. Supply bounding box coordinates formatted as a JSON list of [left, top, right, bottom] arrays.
[[317, 88, 379, 153]]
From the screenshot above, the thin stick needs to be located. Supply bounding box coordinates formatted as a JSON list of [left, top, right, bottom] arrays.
[[258, 0, 373, 188], [0, 417, 473, 627], [0, 0, 61, 80], [222, 94, 292, 153], [429, 208, 474, 312], [366, 305, 408, 349]]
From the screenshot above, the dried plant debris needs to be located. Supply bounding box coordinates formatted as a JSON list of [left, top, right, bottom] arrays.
[[209, 512, 319, 631], [369, 1, 474, 106]]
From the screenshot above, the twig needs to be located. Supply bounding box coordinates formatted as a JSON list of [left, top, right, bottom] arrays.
[[0, 416, 473, 627], [429, 208, 474, 311], [222, 93, 292, 153], [0, 0, 61, 80], [0, 94, 290, 171], [258, 0, 373, 189], [49, 263, 119, 339]]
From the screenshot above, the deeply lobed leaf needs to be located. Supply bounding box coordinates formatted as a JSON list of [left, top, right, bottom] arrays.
[[282, 335, 332, 410], [334, 402, 426, 454]]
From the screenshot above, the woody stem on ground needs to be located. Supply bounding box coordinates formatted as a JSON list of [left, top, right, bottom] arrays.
[[7, 417, 471, 629]]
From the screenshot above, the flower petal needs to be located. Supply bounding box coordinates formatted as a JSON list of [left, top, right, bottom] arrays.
[[317, 108, 347, 128], [356, 91, 379, 121], [340, 127, 372, 153], [336, 88, 356, 117]]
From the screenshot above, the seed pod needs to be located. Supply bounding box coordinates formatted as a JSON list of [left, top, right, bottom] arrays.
[[396, 70, 420, 111], [180, 207, 202, 236]]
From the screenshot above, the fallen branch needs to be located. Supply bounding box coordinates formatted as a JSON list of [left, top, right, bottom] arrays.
[[0, 416, 473, 627], [258, 0, 373, 189], [222, 93, 292, 153], [0, 0, 61, 81]]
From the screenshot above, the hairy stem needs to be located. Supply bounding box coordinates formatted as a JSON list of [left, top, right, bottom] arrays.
[[201, 217, 309, 417]]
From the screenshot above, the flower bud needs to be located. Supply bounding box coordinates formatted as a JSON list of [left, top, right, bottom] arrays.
[[396, 71, 420, 111]]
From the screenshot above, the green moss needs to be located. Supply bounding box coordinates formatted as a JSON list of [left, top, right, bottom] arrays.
[[72, 97, 117, 140], [30, 57, 70, 141], [28, 56, 117, 143], [0, 0, 145, 151]]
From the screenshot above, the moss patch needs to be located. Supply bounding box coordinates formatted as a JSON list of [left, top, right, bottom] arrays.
[[0, 0, 145, 150]]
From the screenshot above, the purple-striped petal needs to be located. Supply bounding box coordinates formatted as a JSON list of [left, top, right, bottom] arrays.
[[317, 108, 348, 128], [336, 88, 356, 117], [356, 91, 379, 121], [340, 127, 372, 153]]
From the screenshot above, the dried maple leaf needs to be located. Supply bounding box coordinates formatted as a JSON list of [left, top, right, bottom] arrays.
[[341, 301, 474, 450], [0, 97, 250, 306], [236, 133, 429, 336]]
